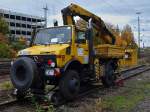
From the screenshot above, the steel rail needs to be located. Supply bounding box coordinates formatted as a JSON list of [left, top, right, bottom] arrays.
[[0, 64, 150, 108]]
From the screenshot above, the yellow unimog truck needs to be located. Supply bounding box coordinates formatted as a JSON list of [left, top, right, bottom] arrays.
[[10, 4, 137, 101]]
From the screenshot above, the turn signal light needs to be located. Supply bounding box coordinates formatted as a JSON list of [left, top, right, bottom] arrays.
[[47, 60, 56, 67]]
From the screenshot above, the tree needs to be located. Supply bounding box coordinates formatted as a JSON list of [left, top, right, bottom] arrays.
[[105, 23, 120, 36], [0, 17, 17, 58], [121, 24, 135, 46], [0, 17, 9, 35], [0, 17, 9, 44]]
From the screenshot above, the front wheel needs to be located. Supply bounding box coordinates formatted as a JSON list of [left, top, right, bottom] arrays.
[[59, 70, 80, 100]]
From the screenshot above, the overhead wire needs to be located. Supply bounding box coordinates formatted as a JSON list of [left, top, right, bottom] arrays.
[[102, 0, 123, 15], [100, 0, 149, 45]]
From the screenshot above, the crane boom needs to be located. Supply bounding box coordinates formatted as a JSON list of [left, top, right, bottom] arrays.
[[61, 3, 116, 44]]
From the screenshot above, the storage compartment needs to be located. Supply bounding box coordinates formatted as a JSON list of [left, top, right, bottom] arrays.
[[119, 48, 138, 67]]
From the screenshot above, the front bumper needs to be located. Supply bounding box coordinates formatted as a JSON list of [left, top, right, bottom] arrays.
[[18, 55, 62, 85]]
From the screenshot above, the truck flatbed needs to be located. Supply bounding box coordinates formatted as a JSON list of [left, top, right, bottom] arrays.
[[95, 44, 125, 58]]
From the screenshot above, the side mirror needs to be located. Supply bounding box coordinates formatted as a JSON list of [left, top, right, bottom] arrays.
[[53, 19, 58, 26], [30, 27, 37, 47]]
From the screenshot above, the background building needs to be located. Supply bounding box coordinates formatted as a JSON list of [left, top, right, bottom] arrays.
[[0, 9, 45, 39]]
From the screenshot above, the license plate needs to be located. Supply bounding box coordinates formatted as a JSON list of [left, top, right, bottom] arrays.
[[45, 69, 54, 76]]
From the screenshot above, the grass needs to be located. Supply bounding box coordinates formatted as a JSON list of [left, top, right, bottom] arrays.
[[101, 78, 150, 112], [102, 91, 144, 112], [31, 95, 55, 112], [78, 98, 102, 112], [0, 81, 14, 90]]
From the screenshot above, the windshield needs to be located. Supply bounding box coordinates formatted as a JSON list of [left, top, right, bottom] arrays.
[[34, 26, 72, 45]]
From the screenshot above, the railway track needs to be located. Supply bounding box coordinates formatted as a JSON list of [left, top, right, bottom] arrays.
[[117, 65, 150, 81], [0, 64, 150, 108], [0, 60, 11, 82], [40, 64, 150, 106]]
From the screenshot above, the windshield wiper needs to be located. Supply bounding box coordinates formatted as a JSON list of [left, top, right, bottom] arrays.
[[43, 42, 50, 45], [35, 42, 42, 45], [58, 42, 65, 44]]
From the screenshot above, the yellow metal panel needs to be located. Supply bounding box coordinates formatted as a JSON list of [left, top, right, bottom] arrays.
[[119, 48, 138, 67], [18, 44, 70, 56], [95, 44, 125, 58]]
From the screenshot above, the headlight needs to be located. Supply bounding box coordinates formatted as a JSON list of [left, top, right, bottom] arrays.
[[18, 50, 30, 55], [51, 62, 55, 67]]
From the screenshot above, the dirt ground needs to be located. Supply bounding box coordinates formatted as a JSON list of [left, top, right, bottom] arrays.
[[0, 104, 35, 112], [0, 70, 150, 112], [56, 70, 150, 112]]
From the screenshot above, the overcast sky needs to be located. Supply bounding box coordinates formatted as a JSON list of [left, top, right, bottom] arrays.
[[0, 0, 150, 46]]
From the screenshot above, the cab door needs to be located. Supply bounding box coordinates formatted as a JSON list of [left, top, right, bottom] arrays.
[[75, 31, 89, 64]]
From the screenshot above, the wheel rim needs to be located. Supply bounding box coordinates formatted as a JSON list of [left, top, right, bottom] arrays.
[[15, 66, 26, 81], [68, 77, 80, 93]]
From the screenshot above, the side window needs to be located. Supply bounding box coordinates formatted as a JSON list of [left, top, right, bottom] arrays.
[[76, 32, 86, 43]]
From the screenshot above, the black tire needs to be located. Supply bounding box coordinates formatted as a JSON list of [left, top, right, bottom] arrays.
[[59, 70, 80, 100], [10, 57, 38, 92], [101, 61, 116, 87]]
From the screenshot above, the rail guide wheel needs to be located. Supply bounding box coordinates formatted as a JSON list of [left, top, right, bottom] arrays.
[[59, 70, 80, 101], [50, 91, 63, 106], [12, 88, 27, 100]]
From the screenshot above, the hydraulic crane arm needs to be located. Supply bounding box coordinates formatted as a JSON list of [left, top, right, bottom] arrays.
[[61, 3, 116, 44]]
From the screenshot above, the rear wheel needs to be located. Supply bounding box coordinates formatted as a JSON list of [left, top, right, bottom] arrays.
[[59, 70, 80, 100], [101, 61, 116, 87]]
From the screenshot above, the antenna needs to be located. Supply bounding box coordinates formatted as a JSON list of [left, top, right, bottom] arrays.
[[52, 4, 58, 26], [43, 4, 48, 28]]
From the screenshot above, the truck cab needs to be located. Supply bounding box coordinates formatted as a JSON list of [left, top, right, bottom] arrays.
[[18, 25, 89, 76]]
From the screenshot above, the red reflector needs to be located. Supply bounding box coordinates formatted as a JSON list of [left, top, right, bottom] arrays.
[[47, 60, 52, 65], [54, 68, 61, 77]]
